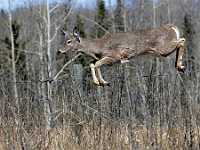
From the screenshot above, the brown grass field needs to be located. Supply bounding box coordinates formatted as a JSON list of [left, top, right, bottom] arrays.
[[1, 119, 200, 150]]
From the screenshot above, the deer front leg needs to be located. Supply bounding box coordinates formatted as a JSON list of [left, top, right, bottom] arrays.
[[96, 68, 110, 85], [175, 38, 186, 72], [90, 63, 100, 85], [94, 57, 115, 86]]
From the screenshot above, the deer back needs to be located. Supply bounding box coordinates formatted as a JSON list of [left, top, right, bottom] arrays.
[[60, 24, 180, 61], [81, 24, 179, 59]]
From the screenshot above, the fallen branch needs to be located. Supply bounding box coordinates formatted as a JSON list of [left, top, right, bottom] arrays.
[[53, 53, 82, 81]]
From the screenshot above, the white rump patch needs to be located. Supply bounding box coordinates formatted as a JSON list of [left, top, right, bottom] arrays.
[[121, 59, 129, 64], [171, 26, 180, 40]]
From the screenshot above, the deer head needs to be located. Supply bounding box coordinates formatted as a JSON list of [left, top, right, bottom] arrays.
[[58, 27, 82, 54]]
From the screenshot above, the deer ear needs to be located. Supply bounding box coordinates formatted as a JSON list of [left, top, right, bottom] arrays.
[[73, 27, 80, 43]]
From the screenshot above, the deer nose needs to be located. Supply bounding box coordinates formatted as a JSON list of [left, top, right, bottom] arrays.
[[57, 48, 66, 54], [180, 38, 185, 42], [57, 50, 61, 55], [177, 38, 185, 44]]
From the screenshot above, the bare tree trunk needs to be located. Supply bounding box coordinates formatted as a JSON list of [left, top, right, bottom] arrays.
[[167, 0, 171, 23], [8, 1, 23, 149], [9, 0, 18, 101], [38, 26, 50, 129], [122, 0, 127, 32], [153, 0, 156, 28], [8, 0, 19, 120], [109, 0, 116, 33], [138, 0, 144, 29], [45, 0, 53, 129]]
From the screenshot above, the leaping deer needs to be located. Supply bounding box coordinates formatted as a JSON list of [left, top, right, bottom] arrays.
[[59, 24, 186, 86]]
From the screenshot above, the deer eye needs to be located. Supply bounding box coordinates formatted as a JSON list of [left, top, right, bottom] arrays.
[[67, 40, 72, 44]]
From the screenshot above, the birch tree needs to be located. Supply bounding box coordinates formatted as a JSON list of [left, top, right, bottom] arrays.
[[115, 0, 124, 32], [8, 0, 18, 101], [108, 0, 116, 33], [8, 0, 20, 125], [46, 0, 53, 129], [153, 0, 156, 28], [36, 0, 61, 129]]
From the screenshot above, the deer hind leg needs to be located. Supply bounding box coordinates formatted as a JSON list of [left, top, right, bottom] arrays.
[[96, 68, 110, 85], [175, 38, 186, 72]]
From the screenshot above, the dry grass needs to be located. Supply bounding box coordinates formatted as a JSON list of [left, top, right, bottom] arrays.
[[0, 120, 200, 150]]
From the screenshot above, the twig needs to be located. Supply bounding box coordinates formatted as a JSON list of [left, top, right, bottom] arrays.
[[53, 53, 82, 81], [50, 3, 59, 14], [80, 14, 110, 35], [50, 25, 61, 42], [142, 74, 168, 78]]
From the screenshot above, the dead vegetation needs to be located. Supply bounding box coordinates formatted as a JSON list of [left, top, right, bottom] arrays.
[[1, 119, 200, 150]]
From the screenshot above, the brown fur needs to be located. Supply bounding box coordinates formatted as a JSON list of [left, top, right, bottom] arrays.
[[59, 24, 186, 85]]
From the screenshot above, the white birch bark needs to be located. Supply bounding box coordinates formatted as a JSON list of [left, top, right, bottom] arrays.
[[8, 0, 18, 101], [38, 26, 51, 129], [139, 0, 144, 28], [122, 0, 127, 32], [167, 0, 171, 23], [45, 0, 53, 129], [153, 0, 156, 28], [8, 1, 20, 123], [109, 0, 116, 33]]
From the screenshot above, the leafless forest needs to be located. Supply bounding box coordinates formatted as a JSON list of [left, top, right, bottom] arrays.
[[0, 0, 200, 149]]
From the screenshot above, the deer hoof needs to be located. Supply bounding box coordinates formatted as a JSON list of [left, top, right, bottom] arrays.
[[99, 81, 110, 87], [106, 82, 111, 86], [93, 80, 100, 86], [177, 66, 185, 73]]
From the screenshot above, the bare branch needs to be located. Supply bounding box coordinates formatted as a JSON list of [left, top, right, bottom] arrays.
[[63, 6, 73, 22], [53, 53, 82, 81], [43, 16, 48, 26], [16, 49, 41, 56], [49, 3, 59, 14], [50, 25, 61, 42]]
